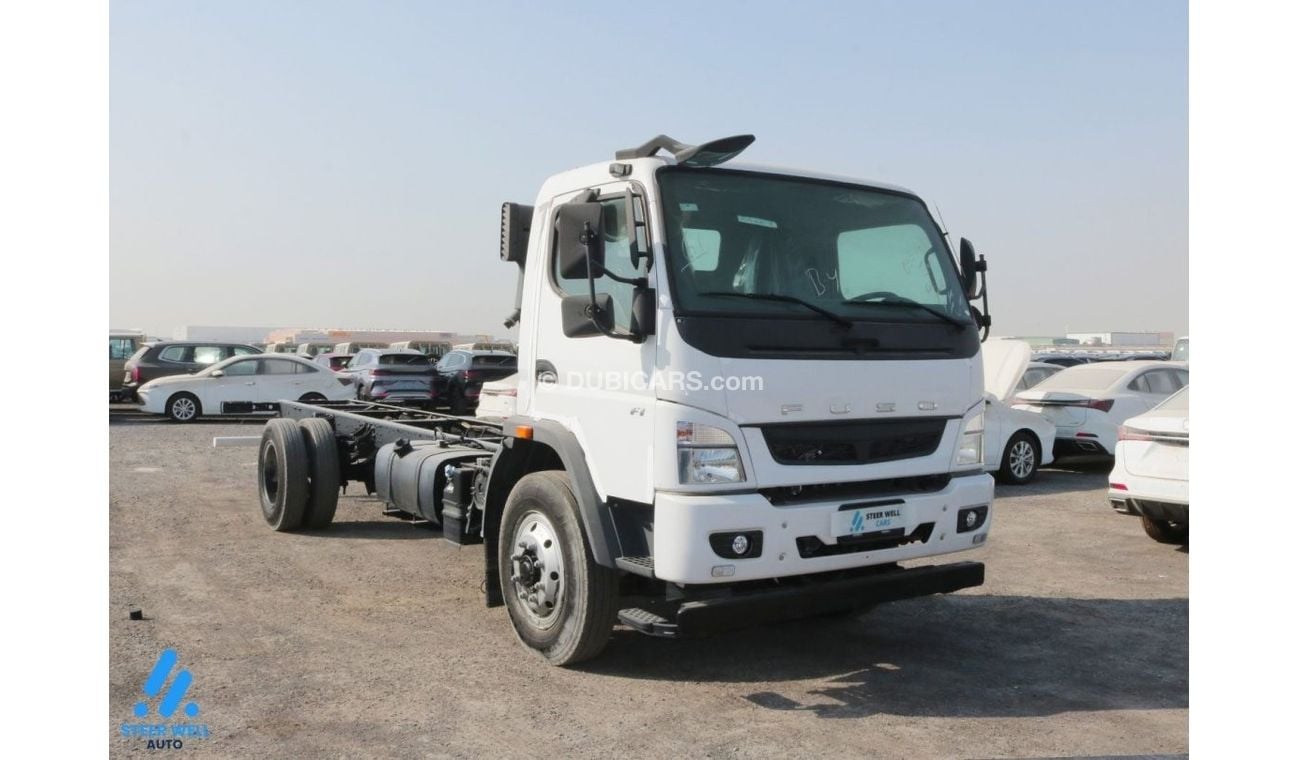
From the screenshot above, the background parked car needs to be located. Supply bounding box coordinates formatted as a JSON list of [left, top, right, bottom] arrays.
[[333, 341, 390, 354], [1014, 361, 1063, 394], [1108, 386, 1189, 543], [981, 340, 1058, 484], [1013, 360, 1188, 456], [314, 353, 355, 372], [475, 374, 519, 421], [263, 342, 298, 354], [122, 341, 262, 401], [109, 330, 146, 399], [435, 349, 518, 415], [389, 340, 453, 360], [344, 349, 437, 405], [295, 342, 336, 357], [136, 354, 354, 422]]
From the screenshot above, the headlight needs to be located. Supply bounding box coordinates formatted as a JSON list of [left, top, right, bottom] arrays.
[[956, 408, 984, 466], [677, 422, 746, 484]]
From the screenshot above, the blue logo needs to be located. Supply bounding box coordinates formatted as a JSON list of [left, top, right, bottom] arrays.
[[134, 649, 199, 719], [849, 511, 865, 534]]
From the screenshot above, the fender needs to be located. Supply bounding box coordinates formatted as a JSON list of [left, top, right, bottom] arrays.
[[481, 416, 621, 606]]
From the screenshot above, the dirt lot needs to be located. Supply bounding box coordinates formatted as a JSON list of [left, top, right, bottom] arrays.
[[109, 416, 1187, 759]]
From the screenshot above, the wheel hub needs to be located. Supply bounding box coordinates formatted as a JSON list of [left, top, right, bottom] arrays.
[[509, 511, 564, 625]]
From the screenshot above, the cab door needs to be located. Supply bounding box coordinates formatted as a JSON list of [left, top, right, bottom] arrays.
[[527, 182, 657, 503]]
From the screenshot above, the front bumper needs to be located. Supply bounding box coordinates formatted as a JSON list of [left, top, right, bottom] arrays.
[[652, 472, 994, 584], [619, 560, 985, 637]]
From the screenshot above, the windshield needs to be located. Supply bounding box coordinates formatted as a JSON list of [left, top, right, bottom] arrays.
[[657, 168, 972, 325]]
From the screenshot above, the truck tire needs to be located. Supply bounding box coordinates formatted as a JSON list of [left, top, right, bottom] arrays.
[[498, 470, 618, 666], [996, 431, 1039, 485], [166, 392, 201, 423], [1141, 515, 1188, 544], [258, 419, 309, 531], [299, 418, 340, 529]]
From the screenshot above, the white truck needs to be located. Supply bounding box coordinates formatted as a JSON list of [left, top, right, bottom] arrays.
[[254, 134, 996, 665]]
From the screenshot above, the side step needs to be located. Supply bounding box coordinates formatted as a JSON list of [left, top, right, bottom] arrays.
[[617, 607, 678, 637]]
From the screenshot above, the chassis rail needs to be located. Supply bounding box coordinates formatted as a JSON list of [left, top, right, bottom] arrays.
[[276, 399, 504, 453]]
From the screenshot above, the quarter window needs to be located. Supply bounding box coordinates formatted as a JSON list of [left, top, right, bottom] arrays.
[[260, 359, 299, 375], [158, 346, 189, 363]]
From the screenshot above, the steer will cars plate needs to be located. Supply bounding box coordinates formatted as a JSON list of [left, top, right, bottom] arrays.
[[834, 501, 908, 539]]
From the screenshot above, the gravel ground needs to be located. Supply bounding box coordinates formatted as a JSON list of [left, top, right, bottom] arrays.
[[109, 415, 1187, 758]]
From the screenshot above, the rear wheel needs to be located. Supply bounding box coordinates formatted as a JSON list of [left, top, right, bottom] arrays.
[[1141, 515, 1188, 544], [498, 471, 618, 666], [259, 419, 309, 531], [299, 418, 340, 529], [298, 392, 326, 403], [166, 392, 201, 423], [996, 432, 1040, 485]]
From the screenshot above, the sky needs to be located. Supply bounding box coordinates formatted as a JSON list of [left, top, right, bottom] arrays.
[[110, 0, 1188, 339]]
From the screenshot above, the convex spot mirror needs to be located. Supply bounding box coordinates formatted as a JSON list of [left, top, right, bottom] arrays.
[[562, 293, 615, 338], [556, 201, 605, 280]]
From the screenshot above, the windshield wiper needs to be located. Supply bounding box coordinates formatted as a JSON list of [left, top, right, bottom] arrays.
[[841, 293, 969, 328], [698, 292, 852, 328]]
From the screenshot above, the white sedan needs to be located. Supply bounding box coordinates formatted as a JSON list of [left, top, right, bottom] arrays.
[[137, 354, 355, 422], [981, 340, 1058, 484], [1107, 387, 1189, 543], [475, 374, 518, 421], [1012, 360, 1188, 456]]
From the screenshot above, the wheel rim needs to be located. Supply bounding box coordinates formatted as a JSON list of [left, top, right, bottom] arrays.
[[1010, 440, 1035, 478], [172, 397, 196, 420], [260, 442, 280, 514], [509, 510, 565, 629]]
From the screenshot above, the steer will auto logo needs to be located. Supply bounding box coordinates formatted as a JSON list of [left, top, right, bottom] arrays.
[[120, 648, 212, 748]]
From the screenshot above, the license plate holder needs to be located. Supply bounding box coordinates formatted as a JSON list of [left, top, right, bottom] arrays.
[[834, 500, 908, 541]]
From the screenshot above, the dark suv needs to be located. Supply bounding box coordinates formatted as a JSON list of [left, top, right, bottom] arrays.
[[434, 350, 518, 414], [122, 341, 262, 400]]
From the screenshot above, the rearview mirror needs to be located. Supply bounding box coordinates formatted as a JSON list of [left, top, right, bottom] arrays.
[[959, 238, 986, 300], [556, 201, 605, 280], [210, 369, 225, 378]]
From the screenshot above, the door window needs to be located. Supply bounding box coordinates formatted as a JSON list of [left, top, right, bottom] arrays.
[[109, 338, 136, 360], [193, 346, 224, 365], [222, 359, 259, 377], [259, 358, 299, 375]]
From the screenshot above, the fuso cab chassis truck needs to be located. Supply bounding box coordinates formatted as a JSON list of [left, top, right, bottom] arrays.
[[253, 134, 996, 665]]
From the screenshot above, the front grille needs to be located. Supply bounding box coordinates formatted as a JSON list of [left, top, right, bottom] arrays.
[[760, 417, 950, 465], [760, 473, 952, 506]]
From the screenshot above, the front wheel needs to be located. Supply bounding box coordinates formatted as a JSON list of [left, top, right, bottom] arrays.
[[996, 432, 1039, 485], [498, 471, 618, 666], [166, 392, 201, 423]]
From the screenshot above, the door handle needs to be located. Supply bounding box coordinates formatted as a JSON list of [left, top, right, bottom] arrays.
[[244, 381, 256, 386]]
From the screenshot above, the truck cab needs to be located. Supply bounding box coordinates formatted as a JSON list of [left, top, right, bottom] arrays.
[[490, 135, 995, 657]]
